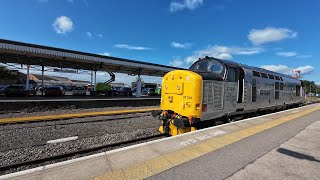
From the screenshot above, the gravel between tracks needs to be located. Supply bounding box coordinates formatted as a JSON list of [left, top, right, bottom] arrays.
[[0, 112, 162, 175], [0, 105, 158, 119]]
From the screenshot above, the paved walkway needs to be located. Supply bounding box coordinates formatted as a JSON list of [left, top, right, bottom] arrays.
[[228, 120, 320, 180]]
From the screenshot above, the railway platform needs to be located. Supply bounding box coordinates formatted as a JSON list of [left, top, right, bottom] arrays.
[[1, 103, 319, 180], [0, 97, 160, 112]]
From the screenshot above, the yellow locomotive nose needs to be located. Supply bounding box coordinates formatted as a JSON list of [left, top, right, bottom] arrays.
[[160, 70, 203, 135]]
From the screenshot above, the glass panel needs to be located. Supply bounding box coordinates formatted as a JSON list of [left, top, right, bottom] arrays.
[[252, 71, 260, 77], [189, 59, 209, 71], [268, 74, 275, 79], [261, 73, 268, 78], [227, 68, 237, 82], [189, 59, 225, 77]]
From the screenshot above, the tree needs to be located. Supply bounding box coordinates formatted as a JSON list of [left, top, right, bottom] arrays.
[[301, 80, 319, 94], [0, 66, 18, 79]]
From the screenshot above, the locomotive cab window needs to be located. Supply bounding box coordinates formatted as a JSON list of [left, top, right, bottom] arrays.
[[275, 76, 281, 80], [227, 67, 237, 82], [190, 59, 225, 77]]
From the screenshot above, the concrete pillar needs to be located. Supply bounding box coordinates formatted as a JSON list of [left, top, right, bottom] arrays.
[[136, 75, 142, 98], [91, 70, 93, 91], [26, 65, 30, 94], [94, 70, 97, 94], [41, 65, 44, 95]]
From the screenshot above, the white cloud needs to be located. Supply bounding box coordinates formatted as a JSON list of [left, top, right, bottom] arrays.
[[53, 16, 73, 34], [315, 82, 320, 86], [98, 34, 103, 38], [171, 41, 192, 49], [248, 27, 297, 45], [276, 51, 297, 57], [86, 32, 92, 38], [275, 51, 312, 59], [169, 59, 185, 67], [297, 54, 312, 59], [260, 64, 314, 76], [170, 45, 264, 68], [99, 52, 111, 56], [114, 44, 151, 50], [170, 0, 203, 12]]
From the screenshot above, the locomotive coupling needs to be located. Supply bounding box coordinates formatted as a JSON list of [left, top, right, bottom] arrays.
[[158, 110, 198, 136], [151, 110, 162, 118]]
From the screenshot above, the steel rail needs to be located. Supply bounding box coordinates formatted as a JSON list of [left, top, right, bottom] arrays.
[[0, 133, 165, 172]]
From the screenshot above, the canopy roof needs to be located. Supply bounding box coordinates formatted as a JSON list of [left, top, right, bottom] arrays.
[[0, 39, 182, 76]]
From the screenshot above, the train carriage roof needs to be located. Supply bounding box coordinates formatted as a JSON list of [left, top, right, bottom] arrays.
[[211, 57, 299, 81]]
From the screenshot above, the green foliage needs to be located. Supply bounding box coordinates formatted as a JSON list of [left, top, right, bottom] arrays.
[[302, 80, 319, 94], [0, 66, 18, 79], [96, 83, 111, 91]]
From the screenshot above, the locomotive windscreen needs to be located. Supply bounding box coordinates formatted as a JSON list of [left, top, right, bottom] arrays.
[[189, 59, 225, 77]]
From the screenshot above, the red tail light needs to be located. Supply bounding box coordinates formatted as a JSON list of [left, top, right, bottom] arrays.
[[202, 104, 207, 112]]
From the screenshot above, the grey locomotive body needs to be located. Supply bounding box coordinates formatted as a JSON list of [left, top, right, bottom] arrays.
[[190, 57, 305, 121]]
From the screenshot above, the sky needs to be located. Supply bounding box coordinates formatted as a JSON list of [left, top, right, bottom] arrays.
[[0, 0, 319, 85]]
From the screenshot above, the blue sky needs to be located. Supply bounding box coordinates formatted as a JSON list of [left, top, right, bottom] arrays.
[[0, 0, 319, 84]]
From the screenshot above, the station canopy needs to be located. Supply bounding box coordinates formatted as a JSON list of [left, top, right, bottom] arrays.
[[0, 39, 182, 77]]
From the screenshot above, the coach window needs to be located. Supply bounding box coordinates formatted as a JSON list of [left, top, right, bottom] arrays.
[[227, 67, 237, 82], [268, 74, 275, 79], [261, 73, 268, 78], [252, 71, 260, 77]]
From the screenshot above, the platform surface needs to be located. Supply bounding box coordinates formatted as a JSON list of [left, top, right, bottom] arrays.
[[1, 103, 320, 180]]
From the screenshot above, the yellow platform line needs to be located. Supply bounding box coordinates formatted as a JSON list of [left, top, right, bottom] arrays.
[[93, 106, 320, 180], [0, 108, 160, 124]]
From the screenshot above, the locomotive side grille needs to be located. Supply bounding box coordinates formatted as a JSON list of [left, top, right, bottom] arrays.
[[203, 81, 213, 104], [213, 82, 223, 109]]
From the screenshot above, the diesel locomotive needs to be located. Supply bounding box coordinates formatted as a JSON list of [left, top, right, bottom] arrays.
[[158, 56, 305, 136]]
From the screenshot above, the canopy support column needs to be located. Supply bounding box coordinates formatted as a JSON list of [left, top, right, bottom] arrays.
[[26, 65, 30, 96], [41, 65, 44, 95], [91, 70, 93, 91], [136, 74, 142, 98], [94, 70, 97, 94]]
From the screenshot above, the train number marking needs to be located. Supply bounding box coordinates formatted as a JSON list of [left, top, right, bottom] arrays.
[[179, 131, 226, 146], [209, 130, 225, 136], [183, 96, 192, 99]]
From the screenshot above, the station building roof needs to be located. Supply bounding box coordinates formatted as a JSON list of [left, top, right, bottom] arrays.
[[0, 39, 182, 77]]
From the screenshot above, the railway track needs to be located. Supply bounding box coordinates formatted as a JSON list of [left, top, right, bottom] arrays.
[[0, 133, 165, 174], [0, 109, 162, 175], [0, 107, 160, 124]]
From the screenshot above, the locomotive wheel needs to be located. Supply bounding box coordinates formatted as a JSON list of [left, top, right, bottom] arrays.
[[223, 116, 234, 123]]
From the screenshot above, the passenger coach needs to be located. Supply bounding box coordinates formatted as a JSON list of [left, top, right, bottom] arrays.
[[158, 56, 306, 136]]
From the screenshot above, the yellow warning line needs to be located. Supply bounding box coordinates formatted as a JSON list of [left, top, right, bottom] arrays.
[[93, 106, 320, 180], [0, 108, 160, 124]]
